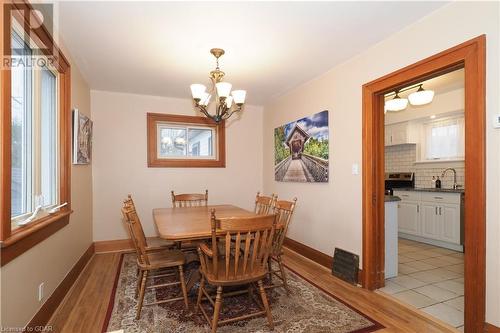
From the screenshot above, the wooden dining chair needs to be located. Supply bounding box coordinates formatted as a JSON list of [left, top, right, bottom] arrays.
[[121, 203, 189, 320], [254, 192, 277, 215], [268, 197, 297, 293], [196, 209, 277, 333], [171, 190, 208, 207], [123, 195, 175, 250]]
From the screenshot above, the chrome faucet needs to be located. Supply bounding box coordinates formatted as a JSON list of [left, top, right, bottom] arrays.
[[441, 168, 460, 189]]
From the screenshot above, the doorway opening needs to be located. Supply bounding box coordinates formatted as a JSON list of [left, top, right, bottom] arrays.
[[362, 36, 485, 333]]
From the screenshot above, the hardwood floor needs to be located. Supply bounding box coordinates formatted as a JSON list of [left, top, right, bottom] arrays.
[[48, 248, 458, 333]]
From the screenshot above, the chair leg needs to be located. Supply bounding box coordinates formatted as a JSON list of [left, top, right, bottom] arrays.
[[178, 265, 189, 309], [211, 286, 223, 333], [258, 280, 274, 330], [268, 258, 273, 282], [136, 269, 144, 298], [277, 255, 289, 294], [136, 270, 148, 320], [195, 275, 205, 313]]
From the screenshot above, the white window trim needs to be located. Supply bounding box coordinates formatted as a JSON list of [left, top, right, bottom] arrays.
[[10, 28, 61, 227]]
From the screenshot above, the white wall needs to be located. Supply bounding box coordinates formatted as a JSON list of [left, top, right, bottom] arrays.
[[262, 1, 499, 325], [91, 90, 263, 241]]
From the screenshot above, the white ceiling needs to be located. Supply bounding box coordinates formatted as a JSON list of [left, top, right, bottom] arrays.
[[56, 1, 447, 105]]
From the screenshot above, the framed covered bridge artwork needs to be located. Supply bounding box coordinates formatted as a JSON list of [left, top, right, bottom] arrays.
[[274, 110, 329, 183]]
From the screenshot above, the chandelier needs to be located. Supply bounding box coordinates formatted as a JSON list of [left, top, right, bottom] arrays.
[[190, 48, 246, 123]]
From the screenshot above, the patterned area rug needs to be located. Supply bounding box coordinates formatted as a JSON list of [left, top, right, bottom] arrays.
[[103, 253, 383, 333]]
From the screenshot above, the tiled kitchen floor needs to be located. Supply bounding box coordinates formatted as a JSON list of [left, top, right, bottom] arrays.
[[378, 238, 464, 331]]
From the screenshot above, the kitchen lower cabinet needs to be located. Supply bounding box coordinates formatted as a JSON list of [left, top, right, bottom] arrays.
[[394, 190, 463, 251], [397, 201, 420, 236], [420, 203, 441, 240]]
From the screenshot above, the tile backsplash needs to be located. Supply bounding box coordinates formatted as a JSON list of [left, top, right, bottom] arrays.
[[385, 144, 465, 189]]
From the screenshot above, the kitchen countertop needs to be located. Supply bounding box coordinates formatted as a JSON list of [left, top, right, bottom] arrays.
[[385, 195, 401, 202], [396, 187, 465, 194]]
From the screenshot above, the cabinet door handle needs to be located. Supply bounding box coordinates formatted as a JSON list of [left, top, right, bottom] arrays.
[[417, 205, 419, 213], [435, 206, 438, 215], [439, 207, 442, 215], [434, 196, 443, 199]]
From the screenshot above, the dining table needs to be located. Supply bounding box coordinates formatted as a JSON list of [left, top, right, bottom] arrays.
[[152, 204, 260, 291]]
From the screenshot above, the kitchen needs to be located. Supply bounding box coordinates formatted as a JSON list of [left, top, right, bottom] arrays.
[[380, 69, 466, 330]]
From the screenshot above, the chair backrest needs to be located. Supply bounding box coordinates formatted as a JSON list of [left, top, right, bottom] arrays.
[[272, 198, 297, 255], [199, 209, 277, 281], [121, 197, 150, 265], [123, 195, 148, 246], [171, 190, 208, 207], [254, 192, 276, 215]]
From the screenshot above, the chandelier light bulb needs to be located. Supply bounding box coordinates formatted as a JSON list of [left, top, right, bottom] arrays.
[[225, 96, 233, 108], [216, 82, 232, 99], [385, 92, 408, 112], [408, 85, 435, 106], [190, 84, 206, 100], [232, 90, 246, 105], [200, 92, 211, 106]]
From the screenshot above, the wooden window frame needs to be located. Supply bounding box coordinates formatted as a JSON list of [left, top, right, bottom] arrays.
[[147, 113, 226, 168], [1, 1, 72, 266], [362, 36, 485, 332]]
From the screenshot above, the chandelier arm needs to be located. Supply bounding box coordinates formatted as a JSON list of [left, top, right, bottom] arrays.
[[197, 105, 216, 122], [223, 106, 242, 120]]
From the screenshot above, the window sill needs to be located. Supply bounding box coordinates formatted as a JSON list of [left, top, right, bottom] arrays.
[[0, 209, 72, 266]]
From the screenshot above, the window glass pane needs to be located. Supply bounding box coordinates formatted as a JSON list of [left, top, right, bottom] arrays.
[[425, 119, 464, 160], [11, 31, 32, 217], [158, 127, 187, 157], [40, 68, 57, 207], [188, 128, 214, 157]]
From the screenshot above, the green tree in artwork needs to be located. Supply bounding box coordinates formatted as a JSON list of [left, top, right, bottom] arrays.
[[274, 126, 290, 164], [304, 137, 329, 159]]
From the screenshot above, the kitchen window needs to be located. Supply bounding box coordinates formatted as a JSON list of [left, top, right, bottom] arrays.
[[424, 116, 465, 161]]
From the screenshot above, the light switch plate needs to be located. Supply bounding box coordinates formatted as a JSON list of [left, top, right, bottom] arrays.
[[494, 114, 500, 128], [352, 163, 359, 175]]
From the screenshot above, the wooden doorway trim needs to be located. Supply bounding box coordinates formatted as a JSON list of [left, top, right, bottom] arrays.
[[362, 35, 486, 333]]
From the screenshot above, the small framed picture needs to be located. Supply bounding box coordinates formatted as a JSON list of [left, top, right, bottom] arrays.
[[72, 109, 93, 165]]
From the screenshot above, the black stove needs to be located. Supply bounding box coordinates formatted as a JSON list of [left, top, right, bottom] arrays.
[[385, 172, 414, 195]]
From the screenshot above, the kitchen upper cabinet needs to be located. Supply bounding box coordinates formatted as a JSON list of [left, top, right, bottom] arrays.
[[385, 122, 417, 146], [398, 201, 420, 235]]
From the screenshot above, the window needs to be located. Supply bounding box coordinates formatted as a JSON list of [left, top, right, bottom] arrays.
[[1, 2, 72, 264], [9, 28, 60, 229], [147, 113, 225, 167], [157, 125, 215, 159], [424, 117, 465, 161]]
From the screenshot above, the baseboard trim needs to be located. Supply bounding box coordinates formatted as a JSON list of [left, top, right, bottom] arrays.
[[25, 243, 95, 330], [485, 323, 500, 333], [283, 237, 333, 268], [283, 237, 364, 284], [94, 238, 133, 253]]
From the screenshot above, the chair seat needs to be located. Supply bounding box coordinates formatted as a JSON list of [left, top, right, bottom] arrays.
[[146, 237, 175, 250], [201, 261, 267, 286], [138, 249, 185, 270]]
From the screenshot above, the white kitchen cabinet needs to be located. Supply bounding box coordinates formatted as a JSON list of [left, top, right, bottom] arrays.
[[385, 122, 417, 146], [420, 203, 441, 240], [440, 204, 461, 244], [394, 190, 463, 251], [397, 201, 420, 235]]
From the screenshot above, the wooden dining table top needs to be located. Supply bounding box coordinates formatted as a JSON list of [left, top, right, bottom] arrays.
[[153, 204, 258, 241]]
